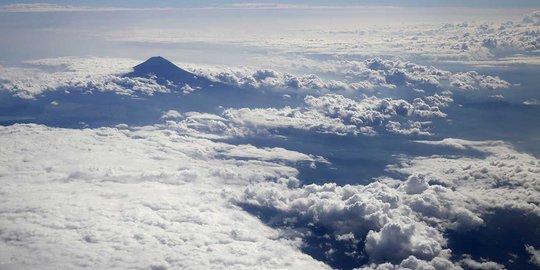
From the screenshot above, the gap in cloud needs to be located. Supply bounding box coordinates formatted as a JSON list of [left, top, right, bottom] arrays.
[[447, 209, 540, 270], [431, 101, 540, 157], [225, 132, 486, 186], [239, 202, 370, 270]]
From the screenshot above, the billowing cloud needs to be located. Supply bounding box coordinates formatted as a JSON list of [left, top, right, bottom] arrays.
[[160, 94, 449, 138], [0, 56, 510, 100], [0, 124, 329, 269], [107, 11, 540, 66], [524, 98, 540, 106], [459, 256, 506, 270], [0, 57, 167, 98], [525, 245, 540, 267], [1, 120, 538, 269], [357, 255, 457, 270], [239, 138, 539, 268], [225, 94, 448, 136], [240, 176, 471, 268], [189, 58, 510, 92], [263, 11, 540, 65], [390, 139, 540, 215]]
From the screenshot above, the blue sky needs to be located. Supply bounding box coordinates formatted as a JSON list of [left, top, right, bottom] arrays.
[[1, 0, 540, 8]]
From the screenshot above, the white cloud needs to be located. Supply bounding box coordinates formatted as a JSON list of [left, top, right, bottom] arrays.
[[357, 255, 458, 270], [525, 245, 540, 267], [107, 10, 540, 67], [364, 217, 444, 262], [0, 56, 510, 100], [153, 93, 449, 140], [459, 256, 506, 270], [389, 139, 540, 215], [0, 57, 170, 98], [180, 83, 197, 94], [314, 12, 540, 64], [239, 138, 539, 268], [222, 94, 446, 136], [1, 124, 537, 269], [160, 110, 183, 120], [0, 123, 329, 269], [221, 144, 328, 164], [241, 179, 467, 267], [524, 98, 540, 106], [189, 58, 510, 92]]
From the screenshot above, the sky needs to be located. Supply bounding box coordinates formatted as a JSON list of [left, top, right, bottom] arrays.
[[1, 1, 540, 270]]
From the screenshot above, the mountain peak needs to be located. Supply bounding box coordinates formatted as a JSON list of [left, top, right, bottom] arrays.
[[133, 56, 180, 72], [127, 56, 192, 81], [125, 56, 218, 90], [147, 56, 167, 61]]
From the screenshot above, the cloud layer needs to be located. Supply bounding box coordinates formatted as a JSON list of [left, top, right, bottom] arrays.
[[160, 93, 450, 138], [246, 11, 540, 65], [390, 139, 540, 215], [0, 56, 509, 99], [0, 124, 329, 269], [1, 123, 538, 269], [188, 58, 510, 92]]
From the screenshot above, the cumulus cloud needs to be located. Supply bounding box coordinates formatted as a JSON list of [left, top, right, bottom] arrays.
[[307, 11, 540, 64], [240, 171, 488, 266], [525, 245, 540, 267], [459, 256, 506, 270], [189, 58, 510, 92], [188, 66, 351, 91], [130, 11, 538, 68], [224, 94, 447, 136], [2, 123, 537, 269], [338, 59, 509, 91], [158, 94, 449, 138], [364, 216, 444, 262], [0, 56, 510, 100], [390, 139, 540, 215], [357, 255, 457, 270], [240, 178, 469, 268], [180, 83, 197, 94], [524, 98, 540, 106], [98, 10, 540, 67], [239, 138, 539, 268], [0, 124, 329, 269], [160, 110, 183, 120]]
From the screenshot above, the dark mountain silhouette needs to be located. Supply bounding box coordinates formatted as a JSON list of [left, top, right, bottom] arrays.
[[124, 56, 221, 90]]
